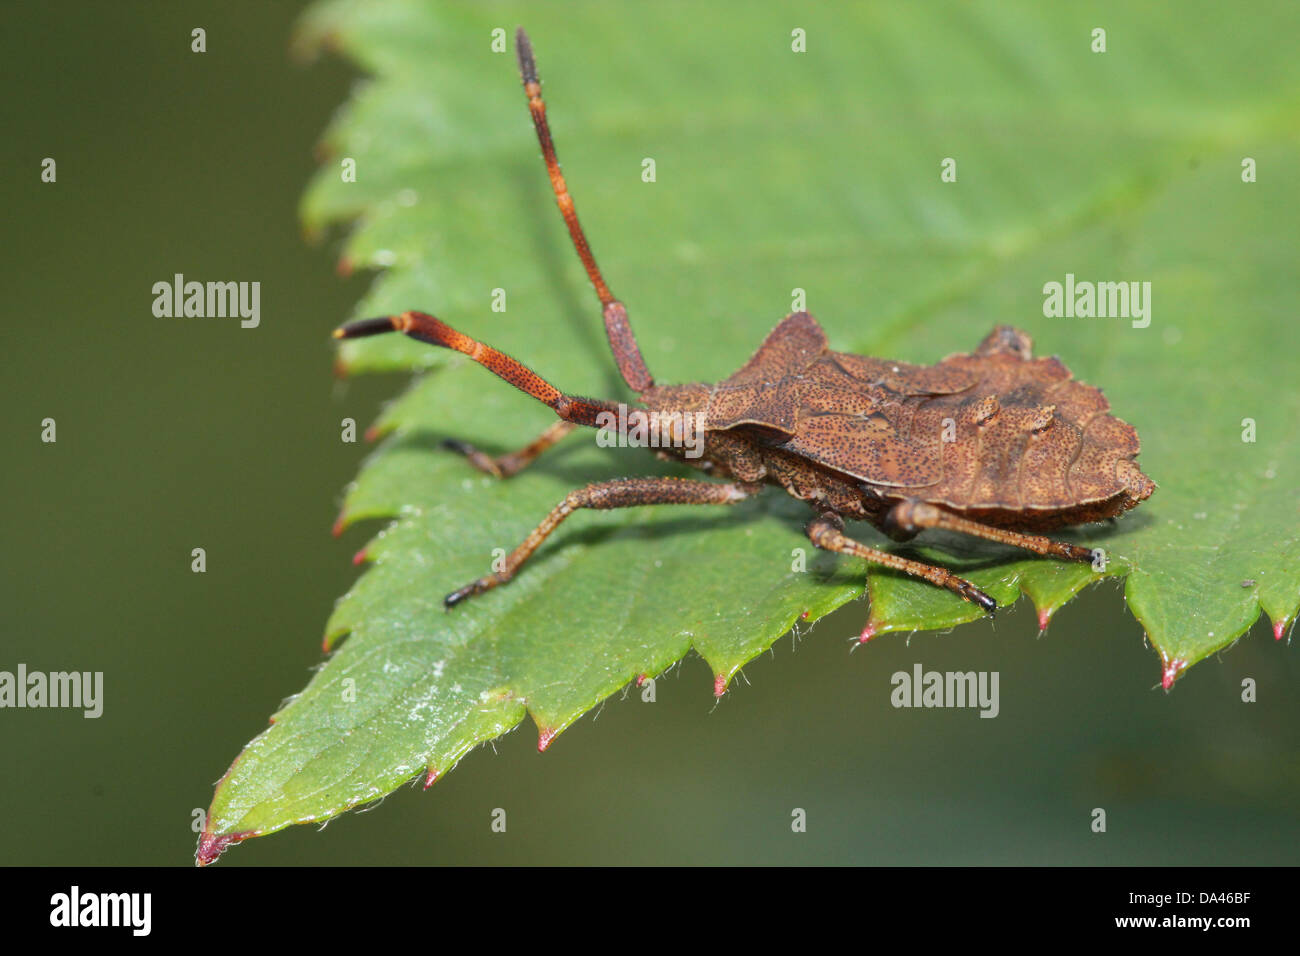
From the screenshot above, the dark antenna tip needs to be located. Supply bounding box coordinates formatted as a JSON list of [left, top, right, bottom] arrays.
[[515, 28, 537, 85], [334, 316, 399, 339]]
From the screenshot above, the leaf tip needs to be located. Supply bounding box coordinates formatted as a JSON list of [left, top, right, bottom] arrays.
[[351, 547, 369, 567], [331, 511, 348, 538], [1274, 618, 1290, 642], [857, 621, 878, 644], [1037, 607, 1053, 633], [195, 828, 255, 867], [537, 728, 557, 753], [713, 674, 727, 697], [1160, 655, 1187, 690]]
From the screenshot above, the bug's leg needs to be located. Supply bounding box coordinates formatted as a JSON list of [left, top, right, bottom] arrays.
[[443, 420, 577, 479], [514, 28, 654, 394], [445, 477, 762, 607], [806, 512, 997, 613], [884, 499, 1096, 563], [335, 312, 618, 427]]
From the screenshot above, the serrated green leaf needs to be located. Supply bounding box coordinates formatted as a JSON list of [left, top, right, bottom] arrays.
[[200, 0, 1299, 862]]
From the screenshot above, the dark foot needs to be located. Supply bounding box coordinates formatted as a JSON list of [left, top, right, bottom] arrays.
[[952, 578, 997, 614], [443, 573, 508, 609], [1058, 542, 1096, 562], [441, 438, 506, 479]]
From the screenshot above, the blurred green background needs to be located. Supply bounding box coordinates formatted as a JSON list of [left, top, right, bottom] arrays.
[[3, 0, 1297, 866]]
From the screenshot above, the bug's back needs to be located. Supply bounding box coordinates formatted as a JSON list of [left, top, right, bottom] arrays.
[[706, 314, 1154, 530]]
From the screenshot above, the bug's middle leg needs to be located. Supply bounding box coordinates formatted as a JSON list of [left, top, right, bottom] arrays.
[[884, 499, 1097, 563], [806, 512, 997, 613], [445, 476, 763, 608], [444, 420, 577, 479]]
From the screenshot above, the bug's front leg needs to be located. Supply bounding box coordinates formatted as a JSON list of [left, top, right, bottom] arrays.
[[443, 420, 577, 479], [884, 499, 1097, 563], [445, 477, 763, 607], [806, 511, 998, 614]]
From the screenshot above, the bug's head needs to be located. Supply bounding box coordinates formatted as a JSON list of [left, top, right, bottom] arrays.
[[633, 384, 712, 461]]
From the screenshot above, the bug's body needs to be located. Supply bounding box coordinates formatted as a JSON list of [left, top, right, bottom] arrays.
[[336, 29, 1154, 628], [644, 313, 1154, 532]]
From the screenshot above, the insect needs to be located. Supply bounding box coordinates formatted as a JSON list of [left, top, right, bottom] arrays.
[[335, 28, 1156, 630]]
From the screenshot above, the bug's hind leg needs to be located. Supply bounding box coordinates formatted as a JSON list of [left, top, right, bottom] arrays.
[[444, 420, 577, 479], [884, 499, 1097, 563], [445, 477, 763, 607], [806, 512, 997, 614]]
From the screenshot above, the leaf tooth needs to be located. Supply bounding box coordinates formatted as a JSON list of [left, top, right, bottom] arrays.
[[713, 674, 727, 697], [537, 727, 558, 753], [195, 829, 256, 868], [422, 767, 440, 790], [321, 626, 350, 654], [1159, 655, 1188, 690]]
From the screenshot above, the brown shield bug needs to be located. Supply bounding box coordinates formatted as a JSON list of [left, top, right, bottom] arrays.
[[335, 28, 1156, 632]]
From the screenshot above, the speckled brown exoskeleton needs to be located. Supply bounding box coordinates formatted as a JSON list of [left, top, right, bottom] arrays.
[[335, 29, 1156, 629]]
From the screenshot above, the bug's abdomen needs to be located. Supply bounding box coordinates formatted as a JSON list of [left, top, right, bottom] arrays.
[[892, 351, 1154, 518], [711, 318, 1153, 525]]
